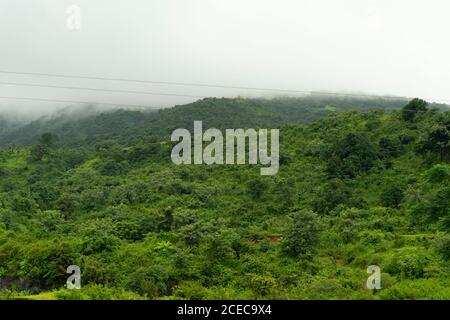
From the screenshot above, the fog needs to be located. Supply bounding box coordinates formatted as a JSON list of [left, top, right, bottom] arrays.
[[1, 0, 450, 119]]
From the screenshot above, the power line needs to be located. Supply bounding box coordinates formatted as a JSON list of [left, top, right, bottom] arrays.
[[0, 81, 206, 99], [0, 69, 449, 103], [0, 70, 310, 94], [0, 69, 439, 102], [0, 96, 160, 109]]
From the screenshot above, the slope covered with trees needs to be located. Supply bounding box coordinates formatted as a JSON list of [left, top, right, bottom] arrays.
[[0, 95, 424, 148], [0, 97, 448, 300]]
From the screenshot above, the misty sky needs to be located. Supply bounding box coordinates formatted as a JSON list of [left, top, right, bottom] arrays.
[[1, 0, 450, 117]]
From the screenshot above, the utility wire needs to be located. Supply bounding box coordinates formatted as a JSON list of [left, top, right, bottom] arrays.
[[0, 81, 205, 99], [0, 69, 449, 103], [0, 96, 158, 109], [0, 70, 311, 94]]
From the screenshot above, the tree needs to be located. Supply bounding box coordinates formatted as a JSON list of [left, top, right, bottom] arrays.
[[99, 159, 129, 175], [435, 235, 450, 261], [311, 179, 352, 215], [325, 133, 378, 178], [282, 210, 322, 257], [29, 143, 49, 162], [246, 178, 267, 199], [158, 207, 174, 231], [417, 121, 450, 161], [380, 183, 405, 208], [38, 132, 58, 147], [28, 133, 59, 162], [426, 164, 450, 183], [56, 193, 79, 219], [378, 136, 403, 158], [402, 98, 428, 122]]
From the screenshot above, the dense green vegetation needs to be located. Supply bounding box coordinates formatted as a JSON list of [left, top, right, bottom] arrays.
[[0, 96, 448, 300]]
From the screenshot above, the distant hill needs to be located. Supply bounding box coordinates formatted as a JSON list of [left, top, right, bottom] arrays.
[[0, 95, 446, 148]]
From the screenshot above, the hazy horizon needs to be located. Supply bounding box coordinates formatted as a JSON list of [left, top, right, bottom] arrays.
[[1, 0, 450, 118]]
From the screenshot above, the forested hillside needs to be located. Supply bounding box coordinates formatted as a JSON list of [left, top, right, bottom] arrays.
[[0, 97, 448, 300], [0, 95, 423, 148]]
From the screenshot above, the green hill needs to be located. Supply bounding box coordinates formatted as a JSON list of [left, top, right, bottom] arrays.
[[0, 97, 448, 300], [0, 95, 421, 148]]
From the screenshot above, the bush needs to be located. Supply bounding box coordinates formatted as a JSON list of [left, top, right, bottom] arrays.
[[55, 284, 144, 300], [385, 249, 429, 279], [435, 234, 450, 260], [246, 274, 277, 297], [126, 266, 170, 298], [305, 278, 351, 299], [246, 178, 267, 200], [173, 281, 208, 300]]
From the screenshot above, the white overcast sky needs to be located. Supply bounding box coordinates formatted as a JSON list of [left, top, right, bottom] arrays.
[[1, 0, 450, 117]]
